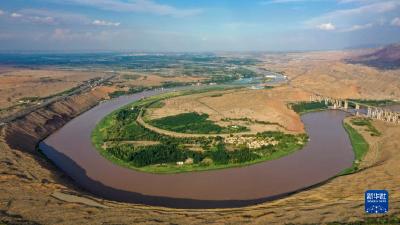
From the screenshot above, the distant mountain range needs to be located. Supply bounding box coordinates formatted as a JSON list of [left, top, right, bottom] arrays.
[[348, 43, 400, 69]]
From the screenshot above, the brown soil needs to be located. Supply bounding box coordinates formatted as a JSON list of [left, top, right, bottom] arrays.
[[262, 51, 400, 99], [0, 68, 105, 109]]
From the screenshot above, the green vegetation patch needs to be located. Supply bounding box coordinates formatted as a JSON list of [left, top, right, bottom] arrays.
[[149, 112, 249, 134], [340, 122, 369, 175], [92, 89, 308, 174], [98, 129, 306, 173], [290, 101, 329, 114], [108, 86, 149, 98], [210, 93, 223, 97], [351, 118, 381, 136], [121, 74, 141, 80], [146, 101, 165, 109], [348, 99, 396, 107]]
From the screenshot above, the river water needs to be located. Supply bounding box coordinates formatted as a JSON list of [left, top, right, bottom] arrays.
[[39, 88, 354, 208]]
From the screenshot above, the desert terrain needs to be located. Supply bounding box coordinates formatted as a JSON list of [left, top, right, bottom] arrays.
[[0, 68, 112, 120], [262, 50, 400, 99], [0, 49, 400, 224], [0, 69, 101, 108]]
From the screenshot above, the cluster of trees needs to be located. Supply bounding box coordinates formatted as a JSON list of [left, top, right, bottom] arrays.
[[121, 74, 141, 80], [290, 101, 328, 114], [208, 143, 259, 165], [150, 112, 224, 134], [109, 86, 149, 98], [150, 112, 249, 134], [107, 143, 201, 167], [107, 141, 260, 168]]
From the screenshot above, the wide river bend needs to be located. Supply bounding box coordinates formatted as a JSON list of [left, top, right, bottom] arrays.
[[39, 88, 354, 208]]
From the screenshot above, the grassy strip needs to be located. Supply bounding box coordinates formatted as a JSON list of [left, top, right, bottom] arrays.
[[351, 118, 381, 137], [290, 101, 329, 115], [339, 122, 369, 175]]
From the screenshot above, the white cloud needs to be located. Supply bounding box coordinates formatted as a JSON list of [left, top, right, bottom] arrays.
[[51, 28, 93, 41], [11, 12, 23, 18], [16, 9, 91, 25], [92, 19, 120, 27], [391, 17, 400, 26], [316, 23, 336, 31], [326, 1, 399, 18], [0, 9, 4, 16], [341, 23, 373, 32], [53, 0, 202, 17], [306, 1, 400, 30], [30, 16, 56, 24]]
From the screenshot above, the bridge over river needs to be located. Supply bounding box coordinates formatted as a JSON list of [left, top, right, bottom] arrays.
[[309, 94, 400, 124]]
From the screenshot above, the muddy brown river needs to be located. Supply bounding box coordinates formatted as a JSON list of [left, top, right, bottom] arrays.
[[39, 89, 354, 208]]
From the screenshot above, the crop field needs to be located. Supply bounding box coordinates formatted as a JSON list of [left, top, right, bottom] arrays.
[[148, 112, 249, 134]]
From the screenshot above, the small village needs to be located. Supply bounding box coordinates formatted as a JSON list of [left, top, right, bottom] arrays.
[[224, 135, 278, 149]]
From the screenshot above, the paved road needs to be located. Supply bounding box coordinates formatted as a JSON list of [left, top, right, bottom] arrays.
[[0, 73, 116, 125]]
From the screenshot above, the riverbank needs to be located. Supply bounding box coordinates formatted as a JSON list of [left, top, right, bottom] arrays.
[[340, 121, 369, 175]]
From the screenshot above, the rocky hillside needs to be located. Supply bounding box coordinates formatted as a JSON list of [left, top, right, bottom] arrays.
[[348, 43, 400, 69]]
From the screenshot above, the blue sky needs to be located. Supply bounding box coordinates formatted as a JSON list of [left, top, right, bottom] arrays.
[[0, 0, 399, 51]]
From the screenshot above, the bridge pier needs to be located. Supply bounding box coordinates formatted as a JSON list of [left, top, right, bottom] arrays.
[[308, 95, 399, 125]]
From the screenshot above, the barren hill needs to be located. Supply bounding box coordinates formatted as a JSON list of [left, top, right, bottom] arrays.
[[348, 43, 400, 69]]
